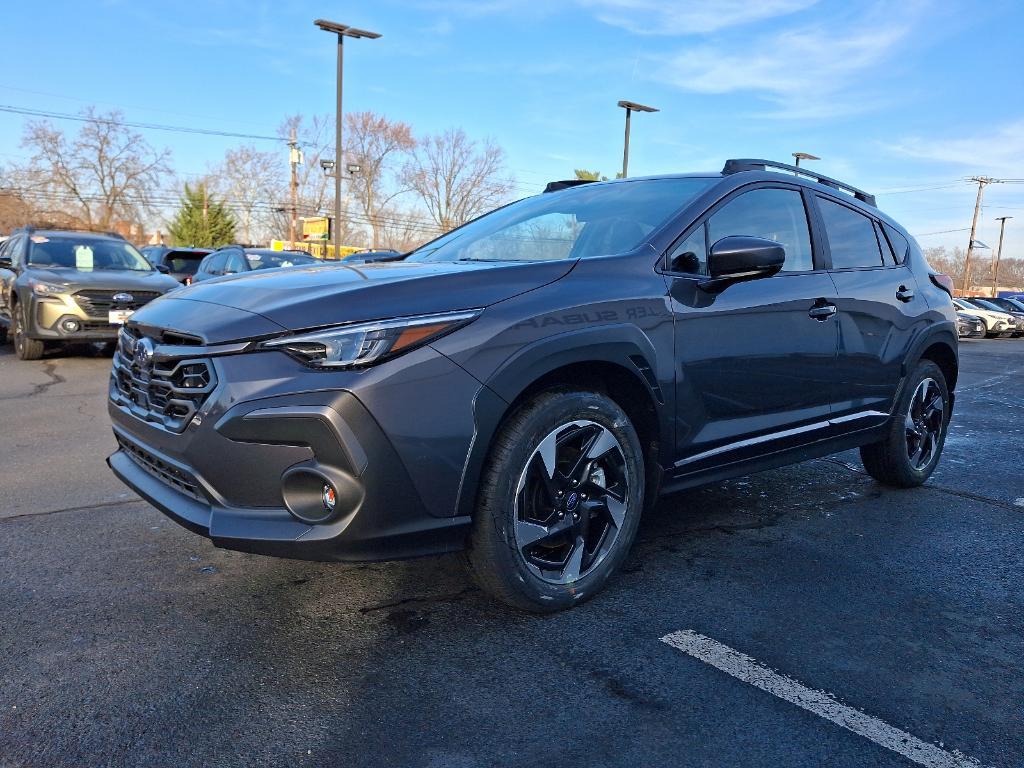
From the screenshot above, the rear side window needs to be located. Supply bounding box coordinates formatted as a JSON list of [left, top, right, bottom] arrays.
[[708, 188, 813, 272], [881, 222, 909, 264], [818, 197, 884, 269]]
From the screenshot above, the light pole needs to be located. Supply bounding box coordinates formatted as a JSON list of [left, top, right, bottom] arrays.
[[792, 152, 819, 168], [315, 19, 380, 260], [991, 216, 1012, 296], [617, 100, 658, 179]]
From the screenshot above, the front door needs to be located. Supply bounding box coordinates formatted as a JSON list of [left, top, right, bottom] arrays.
[[665, 185, 840, 473]]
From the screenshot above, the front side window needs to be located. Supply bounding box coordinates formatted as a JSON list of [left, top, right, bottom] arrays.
[[224, 251, 247, 274], [818, 197, 884, 269], [667, 226, 707, 274], [203, 253, 227, 275], [708, 188, 814, 272], [407, 178, 716, 263]]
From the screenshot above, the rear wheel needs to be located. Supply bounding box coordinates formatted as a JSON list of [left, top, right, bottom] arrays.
[[12, 303, 44, 361], [466, 389, 645, 612], [860, 360, 949, 487]]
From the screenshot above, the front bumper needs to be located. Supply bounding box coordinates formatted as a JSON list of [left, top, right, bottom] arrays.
[[107, 345, 484, 561]]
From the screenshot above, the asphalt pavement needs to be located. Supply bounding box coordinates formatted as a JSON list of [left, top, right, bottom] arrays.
[[1, 339, 1022, 767]]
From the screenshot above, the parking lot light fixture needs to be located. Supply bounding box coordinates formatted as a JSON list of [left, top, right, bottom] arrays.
[[617, 100, 658, 179], [792, 152, 820, 168], [314, 19, 381, 259]]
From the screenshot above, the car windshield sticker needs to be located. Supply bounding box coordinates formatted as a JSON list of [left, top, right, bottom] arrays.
[[75, 245, 94, 271]]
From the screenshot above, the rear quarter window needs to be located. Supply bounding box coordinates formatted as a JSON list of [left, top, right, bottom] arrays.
[[881, 222, 910, 264]]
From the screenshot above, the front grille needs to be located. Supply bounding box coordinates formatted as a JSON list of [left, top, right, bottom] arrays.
[[110, 328, 216, 433], [116, 434, 203, 501], [74, 289, 161, 318]]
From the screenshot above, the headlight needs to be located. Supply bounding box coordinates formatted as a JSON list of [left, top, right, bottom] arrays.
[[30, 280, 67, 297], [260, 309, 481, 369]]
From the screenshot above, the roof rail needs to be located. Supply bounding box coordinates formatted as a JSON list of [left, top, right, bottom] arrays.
[[722, 158, 876, 207], [544, 179, 597, 193]]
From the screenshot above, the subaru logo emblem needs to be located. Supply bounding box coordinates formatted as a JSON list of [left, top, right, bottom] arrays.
[[566, 491, 579, 510], [112, 292, 134, 304], [135, 337, 155, 369]]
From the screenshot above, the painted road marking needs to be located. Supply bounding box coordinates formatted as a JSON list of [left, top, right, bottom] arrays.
[[660, 630, 988, 768]]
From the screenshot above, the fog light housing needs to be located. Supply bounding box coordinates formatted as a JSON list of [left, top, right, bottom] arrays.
[[281, 467, 362, 524], [61, 318, 81, 333]]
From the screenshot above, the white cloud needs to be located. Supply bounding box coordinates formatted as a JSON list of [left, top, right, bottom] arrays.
[[886, 120, 1024, 173], [580, 0, 819, 35], [647, 3, 924, 119]]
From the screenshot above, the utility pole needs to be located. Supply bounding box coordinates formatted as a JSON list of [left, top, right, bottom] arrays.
[[617, 100, 658, 179], [288, 126, 300, 248], [315, 20, 381, 260], [991, 216, 1012, 297], [962, 176, 998, 293]]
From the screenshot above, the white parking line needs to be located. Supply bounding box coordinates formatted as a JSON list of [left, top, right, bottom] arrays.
[[660, 630, 988, 768]]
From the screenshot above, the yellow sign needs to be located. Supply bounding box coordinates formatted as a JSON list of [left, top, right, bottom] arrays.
[[270, 240, 363, 260], [301, 216, 330, 241]]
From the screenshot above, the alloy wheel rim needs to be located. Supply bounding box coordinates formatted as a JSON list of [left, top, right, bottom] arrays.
[[905, 377, 944, 471], [513, 419, 629, 585], [13, 309, 23, 353]]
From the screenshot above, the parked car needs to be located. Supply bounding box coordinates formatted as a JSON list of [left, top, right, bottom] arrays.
[[141, 246, 212, 285], [346, 248, 406, 264], [0, 228, 180, 360], [952, 298, 1017, 337], [191, 246, 323, 283], [957, 311, 986, 339], [107, 158, 958, 612], [974, 297, 1024, 336]]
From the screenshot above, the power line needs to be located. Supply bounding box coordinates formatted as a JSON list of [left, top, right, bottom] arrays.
[[0, 104, 284, 142]]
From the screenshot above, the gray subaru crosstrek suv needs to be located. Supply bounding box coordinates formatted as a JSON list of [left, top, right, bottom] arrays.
[[0, 229, 180, 359], [107, 159, 959, 612]]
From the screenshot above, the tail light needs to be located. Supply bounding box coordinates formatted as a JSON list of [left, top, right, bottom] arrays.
[[930, 273, 954, 296]]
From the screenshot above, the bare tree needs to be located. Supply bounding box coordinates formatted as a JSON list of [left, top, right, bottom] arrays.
[[405, 128, 512, 232], [345, 112, 415, 247], [209, 144, 283, 244], [374, 206, 438, 253], [16, 108, 171, 231]]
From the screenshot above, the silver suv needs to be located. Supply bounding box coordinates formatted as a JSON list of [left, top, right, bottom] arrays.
[[0, 229, 180, 359]]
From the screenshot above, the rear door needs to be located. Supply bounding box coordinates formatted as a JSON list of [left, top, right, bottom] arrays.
[[666, 184, 841, 473], [815, 195, 924, 421]]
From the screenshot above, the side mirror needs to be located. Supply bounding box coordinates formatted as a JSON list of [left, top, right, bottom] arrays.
[[154, 263, 170, 274], [700, 235, 785, 292]]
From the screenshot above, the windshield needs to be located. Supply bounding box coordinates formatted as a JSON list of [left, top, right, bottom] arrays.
[[406, 178, 716, 263], [245, 251, 321, 270], [27, 235, 154, 272]]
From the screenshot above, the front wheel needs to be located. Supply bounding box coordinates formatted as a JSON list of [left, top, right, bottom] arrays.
[[12, 304, 44, 361], [860, 360, 950, 487], [466, 389, 645, 612]]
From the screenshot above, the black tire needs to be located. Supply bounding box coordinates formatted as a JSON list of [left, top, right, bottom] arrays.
[[0, 323, 7, 345], [12, 303, 44, 361], [465, 388, 645, 612], [860, 360, 950, 488]]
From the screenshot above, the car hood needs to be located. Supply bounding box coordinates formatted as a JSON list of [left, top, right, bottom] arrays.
[[28, 267, 180, 293], [153, 259, 576, 332]]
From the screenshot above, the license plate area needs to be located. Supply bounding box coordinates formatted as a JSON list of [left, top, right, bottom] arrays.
[[109, 309, 134, 325]]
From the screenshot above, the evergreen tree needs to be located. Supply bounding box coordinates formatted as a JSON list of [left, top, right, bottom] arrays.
[[167, 182, 236, 247], [573, 169, 624, 182]]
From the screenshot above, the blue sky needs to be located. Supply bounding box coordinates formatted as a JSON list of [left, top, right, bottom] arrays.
[[2, 0, 1022, 257]]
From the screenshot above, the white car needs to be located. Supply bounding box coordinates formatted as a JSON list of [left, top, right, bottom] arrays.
[[952, 298, 1017, 337]]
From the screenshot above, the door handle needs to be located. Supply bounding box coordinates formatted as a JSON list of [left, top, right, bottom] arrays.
[[896, 285, 915, 302], [808, 303, 837, 321]]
